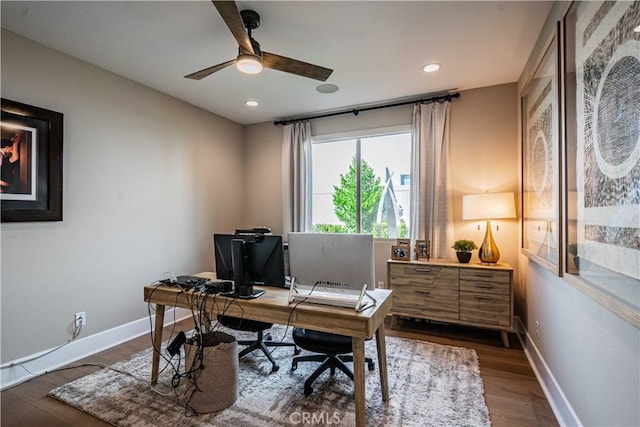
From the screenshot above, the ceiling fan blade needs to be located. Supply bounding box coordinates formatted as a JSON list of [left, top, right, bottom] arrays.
[[262, 52, 333, 81], [184, 59, 236, 80], [212, 1, 254, 55]]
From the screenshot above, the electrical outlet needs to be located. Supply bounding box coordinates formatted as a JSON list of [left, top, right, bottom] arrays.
[[75, 311, 86, 328], [535, 320, 540, 339], [378, 281, 385, 288]]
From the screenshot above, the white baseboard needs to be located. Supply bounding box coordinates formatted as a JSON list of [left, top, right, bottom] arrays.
[[515, 318, 582, 427], [1, 308, 192, 390]]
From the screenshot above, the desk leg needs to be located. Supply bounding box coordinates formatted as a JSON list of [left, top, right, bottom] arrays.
[[151, 304, 165, 385], [352, 337, 366, 427], [375, 322, 390, 402]]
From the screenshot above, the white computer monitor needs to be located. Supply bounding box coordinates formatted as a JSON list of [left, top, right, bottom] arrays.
[[287, 232, 375, 291]]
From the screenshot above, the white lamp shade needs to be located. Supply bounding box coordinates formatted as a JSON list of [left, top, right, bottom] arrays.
[[463, 192, 516, 220], [236, 54, 263, 74]]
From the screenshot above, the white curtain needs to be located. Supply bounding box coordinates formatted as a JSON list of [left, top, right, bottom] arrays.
[[282, 121, 312, 236], [409, 102, 454, 259]]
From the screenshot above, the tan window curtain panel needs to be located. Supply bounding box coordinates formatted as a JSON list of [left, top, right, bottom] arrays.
[[410, 102, 454, 259]]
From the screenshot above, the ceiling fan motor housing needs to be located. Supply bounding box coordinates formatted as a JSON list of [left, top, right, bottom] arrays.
[[240, 10, 260, 30]]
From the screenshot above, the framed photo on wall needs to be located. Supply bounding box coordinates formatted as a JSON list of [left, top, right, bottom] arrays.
[[562, 1, 639, 327], [521, 27, 561, 275], [1, 99, 63, 222]]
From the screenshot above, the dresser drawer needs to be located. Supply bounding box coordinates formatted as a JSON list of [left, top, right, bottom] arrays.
[[459, 269, 510, 295], [389, 263, 458, 288], [460, 279, 510, 295], [460, 269, 510, 283], [392, 290, 459, 320], [459, 291, 510, 326]]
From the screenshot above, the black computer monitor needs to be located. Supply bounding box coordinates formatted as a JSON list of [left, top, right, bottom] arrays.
[[213, 234, 286, 296]]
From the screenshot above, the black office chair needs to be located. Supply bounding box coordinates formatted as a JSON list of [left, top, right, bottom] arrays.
[[218, 315, 299, 373], [290, 327, 375, 396]]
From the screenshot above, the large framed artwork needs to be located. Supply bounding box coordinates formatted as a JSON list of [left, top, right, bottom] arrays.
[[563, 1, 639, 326], [521, 28, 561, 275], [1, 99, 63, 222]]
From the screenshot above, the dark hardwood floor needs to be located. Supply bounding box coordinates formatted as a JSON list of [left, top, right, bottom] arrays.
[[1, 317, 558, 426]]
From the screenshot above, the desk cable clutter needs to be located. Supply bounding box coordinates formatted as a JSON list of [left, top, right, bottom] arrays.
[[287, 277, 375, 312]]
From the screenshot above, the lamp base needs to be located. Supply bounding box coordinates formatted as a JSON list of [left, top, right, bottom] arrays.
[[478, 219, 500, 264]]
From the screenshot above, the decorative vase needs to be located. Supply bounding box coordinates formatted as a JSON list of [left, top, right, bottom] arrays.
[[478, 219, 500, 264], [456, 251, 472, 264]]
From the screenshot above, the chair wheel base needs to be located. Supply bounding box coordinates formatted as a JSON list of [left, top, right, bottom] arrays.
[[368, 360, 375, 371], [271, 364, 280, 373], [304, 386, 313, 396], [294, 347, 301, 355], [291, 362, 298, 371]]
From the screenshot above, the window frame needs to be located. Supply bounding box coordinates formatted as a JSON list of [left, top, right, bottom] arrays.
[[310, 124, 412, 238]]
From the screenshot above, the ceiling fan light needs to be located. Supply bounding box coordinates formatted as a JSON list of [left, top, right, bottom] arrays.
[[237, 54, 263, 74]]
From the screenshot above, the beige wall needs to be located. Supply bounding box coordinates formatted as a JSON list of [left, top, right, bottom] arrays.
[[449, 84, 521, 310], [245, 83, 519, 291], [243, 122, 285, 234], [0, 30, 245, 362]]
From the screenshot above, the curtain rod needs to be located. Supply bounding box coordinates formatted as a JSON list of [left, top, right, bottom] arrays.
[[273, 92, 460, 126]]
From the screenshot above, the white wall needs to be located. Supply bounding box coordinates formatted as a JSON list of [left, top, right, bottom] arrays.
[[516, 3, 640, 426], [244, 83, 519, 290], [0, 30, 245, 363]]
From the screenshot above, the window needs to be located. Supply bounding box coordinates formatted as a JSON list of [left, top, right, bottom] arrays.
[[310, 128, 411, 238]]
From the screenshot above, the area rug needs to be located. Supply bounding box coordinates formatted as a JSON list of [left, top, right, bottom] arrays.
[[49, 326, 490, 426]]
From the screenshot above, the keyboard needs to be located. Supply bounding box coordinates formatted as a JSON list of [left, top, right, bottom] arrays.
[[289, 283, 373, 311]]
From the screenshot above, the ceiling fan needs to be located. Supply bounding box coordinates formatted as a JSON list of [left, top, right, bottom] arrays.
[[185, 1, 333, 82]]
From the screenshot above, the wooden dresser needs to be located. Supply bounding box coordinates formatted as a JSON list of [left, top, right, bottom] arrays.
[[387, 258, 514, 347]]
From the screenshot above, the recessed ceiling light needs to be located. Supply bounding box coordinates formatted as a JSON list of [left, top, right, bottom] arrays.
[[245, 100, 259, 107], [316, 83, 339, 94], [422, 63, 441, 73], [635, 25, 640, 33]]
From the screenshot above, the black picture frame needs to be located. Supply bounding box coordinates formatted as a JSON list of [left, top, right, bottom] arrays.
[[1, 99, 63, 222]]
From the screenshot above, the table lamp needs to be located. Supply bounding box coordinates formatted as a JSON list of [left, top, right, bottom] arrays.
[[462, 192, 516, 264]]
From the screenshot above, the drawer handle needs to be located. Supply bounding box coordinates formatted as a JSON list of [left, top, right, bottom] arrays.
[[473, 273, 494, 277], [415, 290, 431, 295], [476, 285, 494, 289], [474, 295, 494, 301], [415, 268, 432, 272]]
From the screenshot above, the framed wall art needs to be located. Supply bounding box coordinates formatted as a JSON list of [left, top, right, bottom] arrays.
[[562, 1, 639, 326], [521, 27, 562, 275], [1, 99, 63, 222]]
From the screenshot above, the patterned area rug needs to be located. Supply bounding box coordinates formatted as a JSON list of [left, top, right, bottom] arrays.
[[49, 326, 490, 426]]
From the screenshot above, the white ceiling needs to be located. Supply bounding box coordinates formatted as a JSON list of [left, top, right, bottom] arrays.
[[1, 1, 553, 125]]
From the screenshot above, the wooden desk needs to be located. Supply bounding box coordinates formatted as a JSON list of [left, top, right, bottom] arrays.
[[144, 274, 393, 427]]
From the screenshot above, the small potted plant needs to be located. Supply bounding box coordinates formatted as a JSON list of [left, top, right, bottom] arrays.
[[452, 239, 477, 264]]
